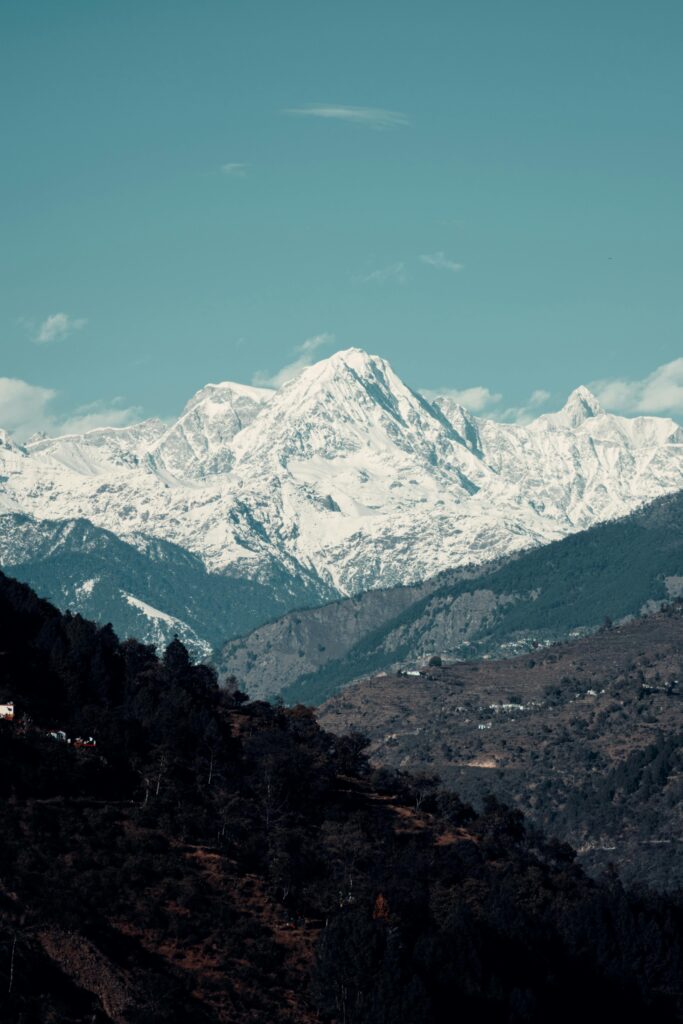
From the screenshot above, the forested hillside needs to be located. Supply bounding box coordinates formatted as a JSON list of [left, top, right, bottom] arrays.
[[0, 512, 331, 659], [3, 573, 683, 1020], [242, 489, 683, 706], [319, 601, 683, 890]]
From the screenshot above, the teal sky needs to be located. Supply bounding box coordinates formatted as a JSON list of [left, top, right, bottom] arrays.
[[2, 0, 682, 435]]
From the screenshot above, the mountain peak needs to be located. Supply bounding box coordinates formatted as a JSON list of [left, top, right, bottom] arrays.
[[182, 380, 274, 416], [294, 347, 387, 382], [563, 385, 603, 419], [534, 386, 604, 430], [329, 346, 381, 367], [148, 380, 273, 481], [274, 347, 401, 403]]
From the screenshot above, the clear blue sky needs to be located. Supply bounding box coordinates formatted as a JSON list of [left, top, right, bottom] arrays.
[[2, 0, 682, 433]]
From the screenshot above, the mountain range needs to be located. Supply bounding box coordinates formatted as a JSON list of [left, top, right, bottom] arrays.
[[0, 513, 325, 660], [1, 348, 682, 654], [218, 489, 683, 703]]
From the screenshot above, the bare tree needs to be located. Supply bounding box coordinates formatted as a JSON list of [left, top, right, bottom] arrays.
[[7, 934, 16, 995]]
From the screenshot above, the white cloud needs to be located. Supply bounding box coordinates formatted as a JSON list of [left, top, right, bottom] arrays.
[[591, 358, 683, 417], [419, 252, 463, 273], [496, 393, 553, 424], [221, 162, 248, 177], [284, 105, 410, 130], [0, 378, 56, 437], [58, 400, 141, 436], [252, 333, 334, 388], [529, 389, 551, 408], [497, 406, 538, 426], [35, 312, 87, 344], [0, 378, 139, 441], [297, 334, 332, 356], [354, 262, 407, 286], [424, 385, 502, 414], [423, 383, 552, 423]]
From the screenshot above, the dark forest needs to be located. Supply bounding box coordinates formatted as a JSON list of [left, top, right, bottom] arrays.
[[2, 571, 683, 1023]]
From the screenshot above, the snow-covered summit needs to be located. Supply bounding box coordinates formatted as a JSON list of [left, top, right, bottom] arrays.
[[1, 348, 682, 598], [147, 380, 273, 481], [529, 385, 683, 448], [180, 379, 274, 416], [233, 347, 481, 482], [533, 386, 604, 430]]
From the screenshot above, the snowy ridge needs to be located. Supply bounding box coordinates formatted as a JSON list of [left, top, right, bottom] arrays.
[[123, 592, 212, 659], [1, 348, 683, 600]]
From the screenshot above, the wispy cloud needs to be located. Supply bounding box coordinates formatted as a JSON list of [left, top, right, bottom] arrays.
[[495, 388, 554, 424], [252, 333, 334, 388], [0, 377, 139, 441], [221, 162, 249, 177], [419, 252, 463, 273], [498, 407, 541, 426], [591, 358, 683, 417], [35, 312, 87, 344], [285, 105, 410, 130], [529, 389, 551, 408], [424, 386, 502, 414], [58, 399, 141, 436], [354, 262, 407, 286], [423, 383, 553, 423]]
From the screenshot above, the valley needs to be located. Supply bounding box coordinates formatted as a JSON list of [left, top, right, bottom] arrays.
[[318, 601, 683, 889]]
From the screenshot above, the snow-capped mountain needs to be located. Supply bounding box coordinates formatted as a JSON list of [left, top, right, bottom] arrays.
[[147, 381, 273, 481], [0, 513, 331, 659], [1, 348, 682, 652]]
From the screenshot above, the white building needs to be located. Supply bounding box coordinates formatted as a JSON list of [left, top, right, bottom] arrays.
[[0, 701, 15, 721]]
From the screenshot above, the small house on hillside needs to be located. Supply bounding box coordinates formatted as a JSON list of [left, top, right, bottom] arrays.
[[0, 701, 14, 721], [73, 736, 97, 749]]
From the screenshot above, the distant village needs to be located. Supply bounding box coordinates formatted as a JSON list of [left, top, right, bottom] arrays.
[[0, 699, 96, 748]]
